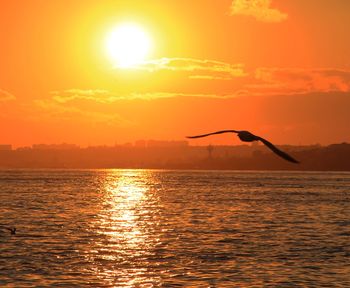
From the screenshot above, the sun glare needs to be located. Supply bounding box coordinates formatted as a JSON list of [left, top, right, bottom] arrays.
[[106, 23, 152, 68]]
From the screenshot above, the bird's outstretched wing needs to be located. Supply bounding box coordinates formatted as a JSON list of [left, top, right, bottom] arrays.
[[258, 137, 299, 164], [187, 130, 239, 139]]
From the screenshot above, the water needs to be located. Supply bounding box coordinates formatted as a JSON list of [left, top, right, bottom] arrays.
[[1, 169, 350, 287]]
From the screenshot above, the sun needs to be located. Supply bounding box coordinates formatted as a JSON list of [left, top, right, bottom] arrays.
[[106, 23, 152, 68]]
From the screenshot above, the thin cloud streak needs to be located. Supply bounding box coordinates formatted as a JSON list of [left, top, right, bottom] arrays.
[[50, 89, 119, 103], [129, 92, 241, 100], [0, 89, 16, 101], [34, 99, 132, 126], [49, 90, 246, 103], [188, 75, 232, 80], [118, 57, 246, 79]]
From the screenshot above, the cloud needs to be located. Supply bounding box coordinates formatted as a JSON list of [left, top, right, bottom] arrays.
[[0, 89, 16, 101], [129, 92, 241, 100], [34, 99, 132, 126], [50, 67, 350, 105], [188, 75, 232, 80], [50, 89, 247, 103], [50, 89, 163, 103], [230, 0, 288, 23], [118, 57, 246, 79], [50, 89, 121, 103], [253, 68, 350, 94]]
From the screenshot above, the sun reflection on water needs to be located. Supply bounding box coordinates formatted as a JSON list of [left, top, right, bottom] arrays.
[[90, 170, 163, 287]]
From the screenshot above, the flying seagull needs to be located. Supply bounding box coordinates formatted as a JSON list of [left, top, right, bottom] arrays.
[[0, 226, 16, 235], [7, 227, 16, 235], [186, 130, 299, 163]]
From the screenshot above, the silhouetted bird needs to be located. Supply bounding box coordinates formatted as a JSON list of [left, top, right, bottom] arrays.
[[1, 227, 16, 235], [187, 130, 299, 163], [8, 227, 16, 235]]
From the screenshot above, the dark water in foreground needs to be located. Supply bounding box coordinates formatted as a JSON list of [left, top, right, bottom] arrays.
[[0, 170, 350, 287]]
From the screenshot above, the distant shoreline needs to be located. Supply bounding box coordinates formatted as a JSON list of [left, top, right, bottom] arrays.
[[1, 143, 349, 171]]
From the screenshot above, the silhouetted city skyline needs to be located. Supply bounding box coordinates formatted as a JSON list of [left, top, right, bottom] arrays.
[[1, 141, 349, 171]]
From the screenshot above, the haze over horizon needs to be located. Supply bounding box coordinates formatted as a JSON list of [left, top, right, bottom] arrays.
[[1, 0, 350, 147]]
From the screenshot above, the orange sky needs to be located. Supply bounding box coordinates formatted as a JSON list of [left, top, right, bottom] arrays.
[[1, 0, 350, 147]]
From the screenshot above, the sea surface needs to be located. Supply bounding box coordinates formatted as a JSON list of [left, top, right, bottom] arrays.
[[0, 169, 350, 287]]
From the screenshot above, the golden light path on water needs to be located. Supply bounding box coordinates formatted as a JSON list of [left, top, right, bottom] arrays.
[[89, 170, 164, 287]]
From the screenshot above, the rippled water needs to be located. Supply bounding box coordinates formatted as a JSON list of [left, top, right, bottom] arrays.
[[1, 169, 350, 287]]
